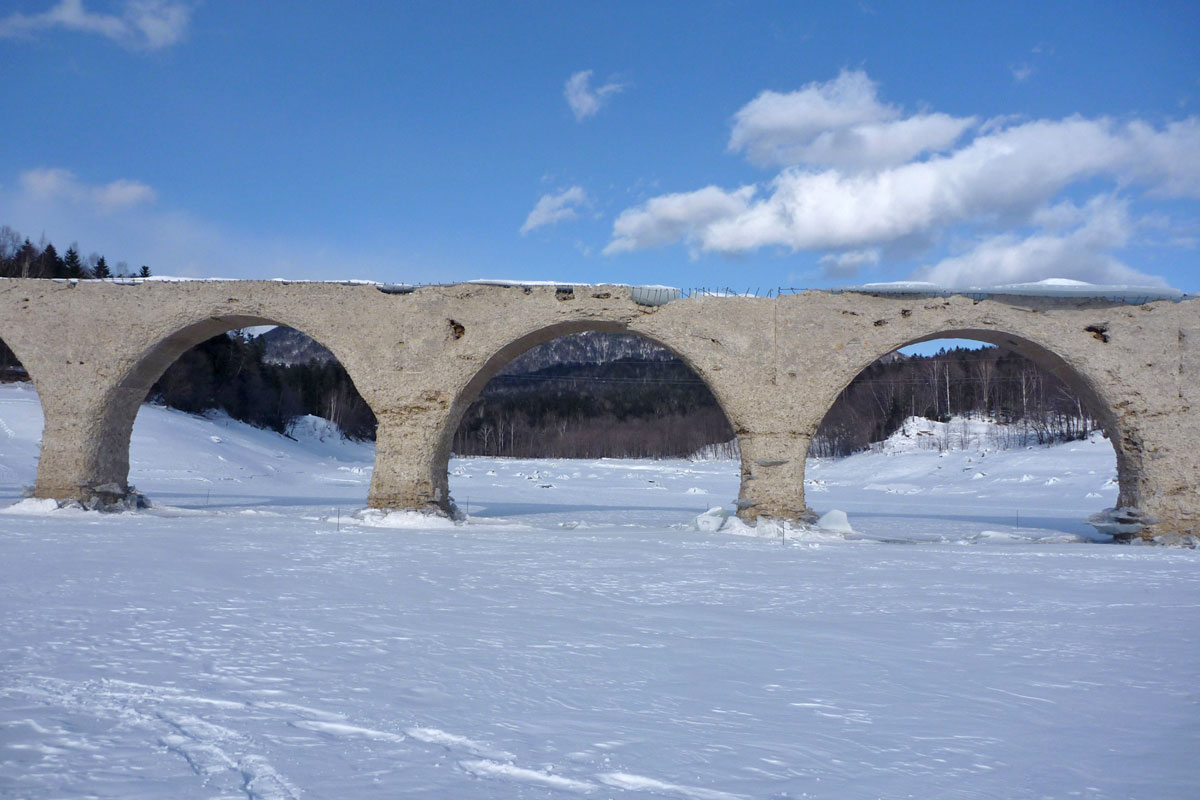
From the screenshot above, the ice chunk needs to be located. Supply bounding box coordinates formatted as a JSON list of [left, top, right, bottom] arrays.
[[693, 507, 731, 532], [351, 508, 460, 529], [0, 498, 62, 514], [816, 509, 854, 533]]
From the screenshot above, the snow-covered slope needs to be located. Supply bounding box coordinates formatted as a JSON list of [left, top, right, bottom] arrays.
[[0, 383, 1120, 540], [805, 416, 1119, 541], [1, 383, 1197, 799]]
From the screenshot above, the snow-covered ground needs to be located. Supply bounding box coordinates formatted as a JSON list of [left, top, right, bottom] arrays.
[[1, 382, 1197, 799]]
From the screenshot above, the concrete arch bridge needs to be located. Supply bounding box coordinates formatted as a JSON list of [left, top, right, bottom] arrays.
[[1, 279, 1196, 541]]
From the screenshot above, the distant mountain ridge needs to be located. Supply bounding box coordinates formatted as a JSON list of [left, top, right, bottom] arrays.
[[258, 328, 677, 374], [501, 332, 675, 374], [258, 327, 337, 365]]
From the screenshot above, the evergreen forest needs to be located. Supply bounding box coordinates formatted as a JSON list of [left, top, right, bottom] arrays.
[[0, 226, 149, 280]]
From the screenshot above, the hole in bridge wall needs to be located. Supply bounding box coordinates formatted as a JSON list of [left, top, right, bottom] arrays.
[[0, 336, 45, 502], [129, 325, 377, 508], [446, 331, 739, 522], [803, 337, 1119, 543]]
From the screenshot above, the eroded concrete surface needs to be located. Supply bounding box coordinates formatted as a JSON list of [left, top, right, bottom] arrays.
[[1, 279, 1195, 540]]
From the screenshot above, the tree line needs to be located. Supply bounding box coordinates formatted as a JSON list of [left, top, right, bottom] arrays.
[[1, 328, 376, 440], [0, 225, 150, 279], [146, 332, 733, 457], [151, 331, 377, 440], [451, 359, 735, 459], [808, 345, 1101, 457]]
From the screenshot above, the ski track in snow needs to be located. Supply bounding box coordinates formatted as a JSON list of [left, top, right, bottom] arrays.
[[597, 772, 749, 800], [0, 384, 1198, 798], [5, 675, 610, 798], [459, 759, 598, 793]]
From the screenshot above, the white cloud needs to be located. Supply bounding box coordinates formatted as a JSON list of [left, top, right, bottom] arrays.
[[1010, 63, 1034, 82], [564, 70, 625, 122], [1009, 43, 1052, 84], [605, 185, 755, 255], [818, 248, 879, 278], [728, 70, 975, 169], [520, 186, 589, 235], [0, 0, 191, 50], [916, 196, 1165, 287], [1119, 118, 1200, 197], [19, 167, 156, 212], [606, 72, 1200, 285]]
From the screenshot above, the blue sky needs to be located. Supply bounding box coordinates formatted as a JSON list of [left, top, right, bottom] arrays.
[[1, 1, 1197, 289]]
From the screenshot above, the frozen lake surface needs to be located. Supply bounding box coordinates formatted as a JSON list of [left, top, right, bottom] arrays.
[[0, 384, 1197, 798]]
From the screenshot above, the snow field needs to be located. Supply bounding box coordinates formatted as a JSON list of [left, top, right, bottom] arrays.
[[0, 383, 1198, 798]]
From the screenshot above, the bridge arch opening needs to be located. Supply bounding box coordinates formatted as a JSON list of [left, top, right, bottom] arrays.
[[804, 330, 1125, 541], [438, 322, 741, 523], [0, 334, 45, 502], [106, 317, 376, 509]]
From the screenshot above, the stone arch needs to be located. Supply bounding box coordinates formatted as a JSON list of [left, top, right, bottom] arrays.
[[809, 325, 1136, 510], [0, 323, 53, 406], [429, 319, 748, 513], [83, 312, 377, 503]]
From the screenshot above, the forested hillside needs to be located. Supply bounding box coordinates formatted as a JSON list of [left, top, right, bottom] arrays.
[[150, 331, 377, 440], [258, 327, 337, 365], [808, 345, 1100, 456], [0, 322, 1101, 457], [451, 355, 734, 458]]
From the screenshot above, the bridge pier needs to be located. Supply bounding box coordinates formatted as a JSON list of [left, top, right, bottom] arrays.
[[34, 389, 145, 508], [367, 408, 453, 514], [733, 432, 816, 522], [1102, 417, 1200, 543]]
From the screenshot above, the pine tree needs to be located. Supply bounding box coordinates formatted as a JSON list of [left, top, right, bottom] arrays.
[[15, 239, 38, 278], [63, 247, 84, 278], [139, 265, 151, 278], [93, 256, 111, 279], [40, 243, 65, 278]]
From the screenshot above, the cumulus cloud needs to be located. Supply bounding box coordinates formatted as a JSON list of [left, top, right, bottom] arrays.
[[0, 0, 191, 50], [604, 186, 755, 255], [607, 71, 1200, 285], [20, 167, 156, 212], [916, 196, 1164, 287], [564, 70, 625, 122], [728, 70, 975, 169], [520, 186, 589, 234]]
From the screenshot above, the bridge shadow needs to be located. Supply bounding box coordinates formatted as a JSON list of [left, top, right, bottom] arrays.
[[143, 490, 367, 512], [460, 500, 709, 519], [839, 508, 1098, 538]]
